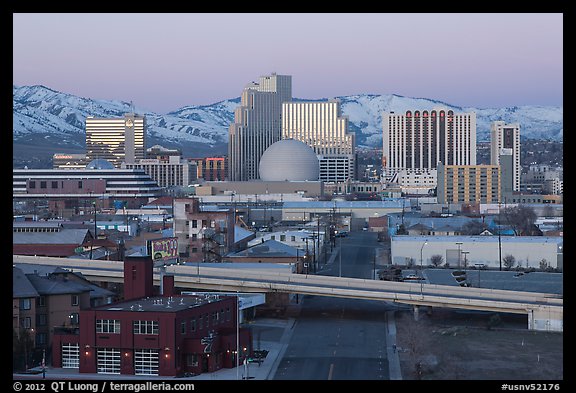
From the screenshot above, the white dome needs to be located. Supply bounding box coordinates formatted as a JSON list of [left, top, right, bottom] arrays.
[[86, 159, 115, 169], [259, 139, 319, 181]]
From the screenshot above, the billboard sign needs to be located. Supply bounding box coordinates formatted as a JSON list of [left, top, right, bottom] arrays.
[[148, 237, 178, 262]]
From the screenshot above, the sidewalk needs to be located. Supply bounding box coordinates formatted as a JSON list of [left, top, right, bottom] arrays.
[[13, 318, 295, 381]]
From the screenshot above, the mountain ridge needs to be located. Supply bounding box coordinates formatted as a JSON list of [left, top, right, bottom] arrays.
[[13, 84, 563, 167]]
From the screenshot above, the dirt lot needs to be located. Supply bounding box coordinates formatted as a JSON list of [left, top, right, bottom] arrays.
[[395, 308, 563, 380]]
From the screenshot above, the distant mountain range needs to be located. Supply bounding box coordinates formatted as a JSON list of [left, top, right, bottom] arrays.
[[13, 84, 563, 167]]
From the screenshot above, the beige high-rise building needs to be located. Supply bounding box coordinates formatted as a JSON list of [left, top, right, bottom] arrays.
[[282, 100, 355, 182], [228, 73, 292, 181], [490, 121, 521, 192], [383, 108, 476, 181], [85, 113, 146, 168]]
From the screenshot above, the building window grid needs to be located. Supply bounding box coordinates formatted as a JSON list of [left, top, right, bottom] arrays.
[[133, 320, 159, 335], [96, 319, 121, 334]]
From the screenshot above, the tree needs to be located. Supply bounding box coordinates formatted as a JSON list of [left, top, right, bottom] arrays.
[[460, 220, 487, 235], [396, 313, 433, 380], [406, 257, 415, 268], [430, 254, 444, 267], [503, 254, 516, 270], [503, 205, 537, 236], [397, 224, 408, 235], [539, 259, 549, 270]]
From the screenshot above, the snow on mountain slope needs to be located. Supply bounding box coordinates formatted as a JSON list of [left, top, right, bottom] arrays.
[[13, 85, 562, 155]]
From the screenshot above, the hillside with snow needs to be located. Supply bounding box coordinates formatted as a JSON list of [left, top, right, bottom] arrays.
[[13, 85, 562, 167]]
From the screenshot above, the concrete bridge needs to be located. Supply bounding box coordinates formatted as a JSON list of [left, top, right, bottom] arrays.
[[13, 255, 563, 332]]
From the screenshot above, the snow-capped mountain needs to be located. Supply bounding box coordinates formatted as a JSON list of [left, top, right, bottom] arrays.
[[13, 85, 562, 166]]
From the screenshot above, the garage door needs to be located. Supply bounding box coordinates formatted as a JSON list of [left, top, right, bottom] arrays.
[[61, 343, 79, 369], [134, 349, 159, 376], [97, 348, 120, 374]]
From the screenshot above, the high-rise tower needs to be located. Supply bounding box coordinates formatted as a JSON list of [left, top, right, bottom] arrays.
[[85, 113, 146, 168], [282, 99, 355, 182], [490, 121, 520, 192], [228, 73, 292, 181], [382, 108, 476, 180]]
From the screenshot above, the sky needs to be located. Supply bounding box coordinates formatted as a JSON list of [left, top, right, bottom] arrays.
[[13, 13, 563, 114]]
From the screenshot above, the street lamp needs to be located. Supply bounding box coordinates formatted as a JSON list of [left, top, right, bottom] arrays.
[[462, 251, 470, 286], [475, 263, 484, 287], [420, 240, 428, 297], [338, 232, 342, 278], [456, 242, 463, 268]]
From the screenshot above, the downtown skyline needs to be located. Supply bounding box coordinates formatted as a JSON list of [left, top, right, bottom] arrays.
[[13, 13, 563, 114]]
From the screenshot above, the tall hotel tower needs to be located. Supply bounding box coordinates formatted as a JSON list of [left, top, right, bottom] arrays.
[[228, 73, 292, 181], [85, 113, 146, 168], [490, 121, 520, 192], [382, 109, 476, 180], [282, 99, 355, 182]]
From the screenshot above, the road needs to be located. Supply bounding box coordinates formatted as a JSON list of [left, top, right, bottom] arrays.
[[273, 231, 393, 380]]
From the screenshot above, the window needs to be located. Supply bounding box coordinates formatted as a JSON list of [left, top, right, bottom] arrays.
[[199, 316, 203, 330], [96, 319, 121, 334], [226, 307, 231, 321], [133, 320, 159, 335], [291, 236, 296, 242], [36, 333, 47, 345], [180, 320, 186, 335], [192, 247, 198, 253], [190, 318, 196, 332], [78, 181, 83, 189], [69, 313, 79, 325], [185, 234, 190, 239], [38, 314, 47, 326], [280, 235, 286, 241], [37, 296, 46, 307], [192, 220, 198, 228], [51, 181, 58, 188], [185, 221, 189, 226], [20, 298, 31, 310], [29, 181, 36, 189], [22, 317, 32, 329], [212, 311, 218, 325], [40, 181, 47, 189], [71, 295, 79, 306], [192, 234, 197, 240]]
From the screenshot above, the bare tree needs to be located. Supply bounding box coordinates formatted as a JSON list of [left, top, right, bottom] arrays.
[[396, 313, 433, 380], [406, 257, 415, 268], [503, 254, 516, 270], [539, 258, 548, 270], [503, 205, 537, 236], [460, 220, 487, 235], [430, 254, 444, 267]]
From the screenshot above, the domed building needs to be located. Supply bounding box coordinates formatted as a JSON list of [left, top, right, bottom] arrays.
[[259, 139, 319, 181], [86, 158, 115, 170]]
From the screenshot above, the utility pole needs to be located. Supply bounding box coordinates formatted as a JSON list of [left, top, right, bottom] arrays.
[[317, 216, 321, 266], [498, 201, 502, 271]]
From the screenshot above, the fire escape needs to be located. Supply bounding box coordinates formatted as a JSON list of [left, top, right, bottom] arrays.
[[200, 227, 224, 263]]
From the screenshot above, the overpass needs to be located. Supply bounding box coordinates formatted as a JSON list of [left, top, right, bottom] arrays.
[[13, 255, 563, 332]]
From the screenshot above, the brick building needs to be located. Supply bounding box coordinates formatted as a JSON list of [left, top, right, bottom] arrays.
[[52, 255, 251, 377], [173, 198, 235, 263]]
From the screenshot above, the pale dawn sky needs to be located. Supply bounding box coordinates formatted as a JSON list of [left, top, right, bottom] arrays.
[[13, 13, 563, 114]]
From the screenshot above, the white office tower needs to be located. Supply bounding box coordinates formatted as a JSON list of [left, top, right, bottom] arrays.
[[382, 108, 476, 183], [490, 121, 521, 192], [282, 99, 355, 182], [228, 73, 292, 181], [86, 113, 146, 168]]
